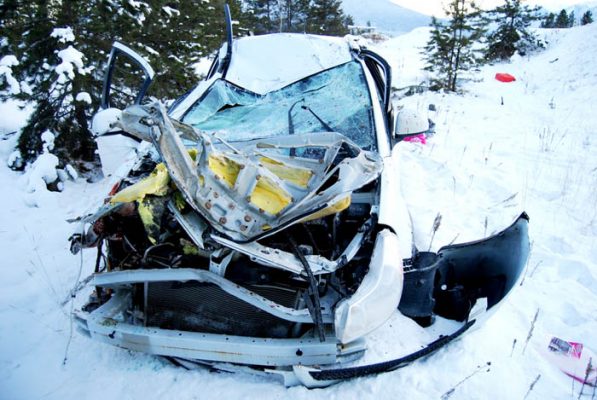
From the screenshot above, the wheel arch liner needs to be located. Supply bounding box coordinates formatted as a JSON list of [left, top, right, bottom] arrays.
[[433, 212, 530, 321]]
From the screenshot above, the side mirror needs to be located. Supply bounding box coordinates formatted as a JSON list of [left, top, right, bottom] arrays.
[[394, 107, 429, 137]]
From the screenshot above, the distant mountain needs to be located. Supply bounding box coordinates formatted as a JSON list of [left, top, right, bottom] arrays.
[[563, 1, 597, 23], [537, 0, 597, 13], [341, 0, 431, 35]]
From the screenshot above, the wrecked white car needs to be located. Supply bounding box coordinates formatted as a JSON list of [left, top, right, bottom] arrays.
[[71, 12, 529, 388]]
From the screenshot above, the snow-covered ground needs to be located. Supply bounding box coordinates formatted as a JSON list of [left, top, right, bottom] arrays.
[[1, 23, 596, 399]]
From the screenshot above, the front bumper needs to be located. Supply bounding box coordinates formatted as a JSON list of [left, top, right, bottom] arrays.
[[76, 228, 404, 368], [75, 291, 365, 367]]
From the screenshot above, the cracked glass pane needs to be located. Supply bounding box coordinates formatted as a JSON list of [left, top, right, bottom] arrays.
[[182, 62, 375, 150]]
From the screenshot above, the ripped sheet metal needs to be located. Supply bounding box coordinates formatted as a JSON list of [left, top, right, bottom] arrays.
[[117, 101, 383, 242]]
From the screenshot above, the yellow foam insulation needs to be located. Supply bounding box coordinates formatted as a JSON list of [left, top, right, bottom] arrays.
[[302, 196, 351, 222], [250, 176, 292, 215], [172, 191, 187, 210], [137, 200, 159, 244], [110, 163, 170, 204], [180, 239, 200, 255], [208, 154, 241, 188], [259, 157, 313, 188]]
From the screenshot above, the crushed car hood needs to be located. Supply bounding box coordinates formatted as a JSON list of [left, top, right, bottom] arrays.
[[114, 101, 383, 242]]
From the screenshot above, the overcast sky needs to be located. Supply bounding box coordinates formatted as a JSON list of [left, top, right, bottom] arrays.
[[390, 0, 592, 16]]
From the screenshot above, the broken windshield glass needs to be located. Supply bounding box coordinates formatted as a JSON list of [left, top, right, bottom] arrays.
[[181, 61, 375, 149]]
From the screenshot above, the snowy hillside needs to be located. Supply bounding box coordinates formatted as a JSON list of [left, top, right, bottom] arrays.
[[342, 0, 431, 35], [372, 26, 431, 88], [1, 23, 597, 400]]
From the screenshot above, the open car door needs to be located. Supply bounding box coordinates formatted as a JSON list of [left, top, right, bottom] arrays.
[[101, 42, 154, 109], [93, 42, 155, 177]]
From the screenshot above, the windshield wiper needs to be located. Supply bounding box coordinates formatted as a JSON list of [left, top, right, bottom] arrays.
[[301, 104, 333, 132], [288, 99, 334, 136], [287, 98, 304, 136]]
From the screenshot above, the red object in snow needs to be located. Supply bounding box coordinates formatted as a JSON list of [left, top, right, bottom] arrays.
[[495, 73, 516, 83]]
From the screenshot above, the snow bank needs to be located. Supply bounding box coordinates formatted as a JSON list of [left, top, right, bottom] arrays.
[[192, 56, 213, 78], [26, 152, 59, 192], [0, 100, 32, 138], [21, 130, 62, 207], [388, 22, 597, 399]]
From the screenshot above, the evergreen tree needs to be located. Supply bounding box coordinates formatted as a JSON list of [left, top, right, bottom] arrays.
[[581, 10, 594, 25], [555, 9, 570, 28], [246, 0, 281, 34], [2, 0, 251, 165], [307, 0, 352, 35], [244, 0, 307, 33], [281, 0, 311, 32], [244, 0, 353, 35], [90, 0, 250, 98], [484, 0, 542, 61], [568, 11, 575, 27], [422, 0, 485, 92], [2, 0, 96, 164], [540, 12, 556, 28]]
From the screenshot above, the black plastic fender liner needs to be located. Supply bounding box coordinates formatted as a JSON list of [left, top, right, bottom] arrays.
[[399, 212, 530, 323], [398, 251, 439, 323], [433, 212, 530, 321], [309, 320, 475, 381]]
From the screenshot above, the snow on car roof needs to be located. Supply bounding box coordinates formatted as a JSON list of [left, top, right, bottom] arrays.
[[225, 33, 354, 94]]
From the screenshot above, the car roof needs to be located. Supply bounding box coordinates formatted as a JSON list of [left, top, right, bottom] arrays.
[[225, 33, 354, 94]]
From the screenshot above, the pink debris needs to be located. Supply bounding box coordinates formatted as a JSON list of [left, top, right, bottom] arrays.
[[403, 134, 426, 144]]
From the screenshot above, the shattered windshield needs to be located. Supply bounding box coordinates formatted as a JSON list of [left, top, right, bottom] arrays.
[[181, 61, 375, 149]]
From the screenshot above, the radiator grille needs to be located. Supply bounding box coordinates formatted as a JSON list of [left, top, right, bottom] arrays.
[[145, 281, 305, 338]]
